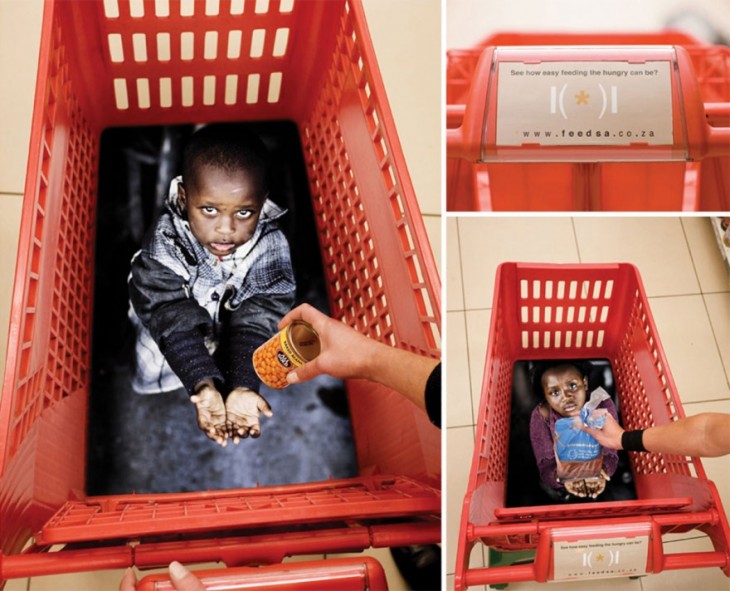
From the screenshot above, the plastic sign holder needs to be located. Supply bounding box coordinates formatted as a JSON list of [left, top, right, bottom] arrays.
[[448, 45, 730, 163]]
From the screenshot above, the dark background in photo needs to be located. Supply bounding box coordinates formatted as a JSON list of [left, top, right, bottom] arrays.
[[86, 121, 357, 495]]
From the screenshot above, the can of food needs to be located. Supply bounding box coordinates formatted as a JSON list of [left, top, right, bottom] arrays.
[[253, 320, 321, 389]]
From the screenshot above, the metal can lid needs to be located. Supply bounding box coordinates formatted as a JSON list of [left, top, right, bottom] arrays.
[[284, 320, 321, 364]]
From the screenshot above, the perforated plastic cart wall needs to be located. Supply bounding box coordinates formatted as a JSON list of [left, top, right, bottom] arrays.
[[455, 262, 730, 589], [0, 0, 440, 585], [447, 33, 730, 211]]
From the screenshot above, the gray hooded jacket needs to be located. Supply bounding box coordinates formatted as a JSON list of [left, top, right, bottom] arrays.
[[128, 177, 296, 395]]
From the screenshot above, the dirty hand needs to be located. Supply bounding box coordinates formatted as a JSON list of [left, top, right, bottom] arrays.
[[564, 470, 609, 499], [190, 381, 228, 447], [225, 387, 273, 442]]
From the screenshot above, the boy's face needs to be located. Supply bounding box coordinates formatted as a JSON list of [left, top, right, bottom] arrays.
[[541, 364, 587, 417], [179, 164, 265, 257]]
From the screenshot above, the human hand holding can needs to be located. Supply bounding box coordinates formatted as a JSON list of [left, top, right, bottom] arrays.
[[253, 320, 321, 389]]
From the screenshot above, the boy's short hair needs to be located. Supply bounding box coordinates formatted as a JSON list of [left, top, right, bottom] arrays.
[[182, 123, 270, 198], [530, 359, 588, 400]]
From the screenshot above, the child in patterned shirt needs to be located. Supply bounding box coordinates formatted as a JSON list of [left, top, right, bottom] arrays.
[[129, 124, 295, 446]]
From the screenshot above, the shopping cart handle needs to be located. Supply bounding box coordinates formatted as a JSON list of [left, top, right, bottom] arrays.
[[705, 102, 730, 157], [447, 105, 465, 129], [705, 102, 730, 127], [136, 558, 390, 591]]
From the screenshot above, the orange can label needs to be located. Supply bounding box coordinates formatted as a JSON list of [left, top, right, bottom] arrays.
[[253, 321, 320, 389]]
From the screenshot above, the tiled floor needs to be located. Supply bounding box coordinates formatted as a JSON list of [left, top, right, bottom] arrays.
[[446, 216, 730, 591]]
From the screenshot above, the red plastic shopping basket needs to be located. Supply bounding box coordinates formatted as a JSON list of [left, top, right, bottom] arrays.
[[446, 32, 730, 211], [454, 262, 730, 589], [0, 0, 440, 586]]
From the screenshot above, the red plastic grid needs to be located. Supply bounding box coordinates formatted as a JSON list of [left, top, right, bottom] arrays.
[[493, 497, 691, 523], [4, 13, 97, 466], [472, 300, 510, 488], [686, 45, 730, 102], [99, 0, 299, 117], [301, 5, 440, 356], [51, 0, 347, 128], [37, 476, 440, 545]]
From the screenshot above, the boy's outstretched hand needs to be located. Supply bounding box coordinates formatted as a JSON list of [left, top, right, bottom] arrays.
[[563, 470, 609, 499], [225, 387, 273, 443], [190, 382, 228, 446]]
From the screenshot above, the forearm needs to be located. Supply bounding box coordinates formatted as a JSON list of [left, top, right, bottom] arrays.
[[162, 329, 224, 395], [361, 342, 439, 413], [641, 413, 730, 457], [227, 331, 265, 391], [529, 409, 559, 487]]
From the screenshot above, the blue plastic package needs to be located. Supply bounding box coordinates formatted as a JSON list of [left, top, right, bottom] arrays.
[[554, 387, 610, 479]]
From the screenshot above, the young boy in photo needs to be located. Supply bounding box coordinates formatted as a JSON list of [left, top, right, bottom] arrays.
[[128, 124, 295, 446]]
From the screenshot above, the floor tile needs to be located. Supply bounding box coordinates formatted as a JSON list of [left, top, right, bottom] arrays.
[[447, 217, 464, 311], [0, 193, 23, 385], [28, 568, 128, 590], [459, 217, 579, 310], [447, 573, 489, 591], [648, 295, 730, 404], [446, 425, 483, 575], [574, 217, 699, 298], [4, 577, 28, 591], [465, 309, 491, 419], [704, 292, 730, 386], [283, 554, 327, 562], [447, 311, 473, 428], [0, 0, 44, 194], [682, 217, 730, 294], [640, 536, 729, 590]]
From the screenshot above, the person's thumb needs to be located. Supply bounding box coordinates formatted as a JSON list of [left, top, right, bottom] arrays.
[[119, 567, 137, 591], [286, 359, 321, 385], [169, 561, 206, 591]]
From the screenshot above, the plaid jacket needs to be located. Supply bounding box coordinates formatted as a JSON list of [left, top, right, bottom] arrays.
[[128, 177, 296, 394]]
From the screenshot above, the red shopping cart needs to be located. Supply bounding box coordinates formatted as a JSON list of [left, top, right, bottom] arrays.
[[454, 262, 729, 589], [447, 33, 730, 211], [0, 0, 440, 587]]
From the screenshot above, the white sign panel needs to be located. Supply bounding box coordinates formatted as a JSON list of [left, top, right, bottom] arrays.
[[496, 61, 673, 146], [552, 535, 650, 581]]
